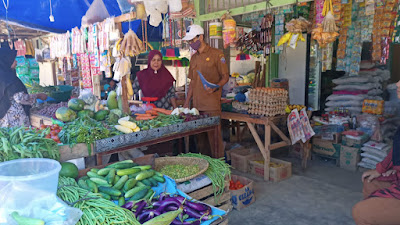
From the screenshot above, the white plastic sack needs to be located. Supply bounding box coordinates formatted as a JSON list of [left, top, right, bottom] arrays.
[[333, 83, 381, 91], [177, 174, 212, 193], [358, 161, 376, 169], [81, 0, 110, 26], [0, 183, 81, 225], [325, 106, 362, 113], [361, 152, 385, 163], [361, 157, 380, 166], [332, 76, 371, 85], [361, 146, 389, 159], [368, 89, 383, 96], [326, 94, 367, 101], [325, 100, 363, 107]]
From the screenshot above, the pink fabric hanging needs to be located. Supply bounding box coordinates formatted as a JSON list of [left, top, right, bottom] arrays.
[[79, 53, 92, 88], [14, 40, 26, 56]]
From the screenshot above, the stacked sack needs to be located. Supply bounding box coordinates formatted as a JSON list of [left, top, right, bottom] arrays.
[[381, 117, 400, 144], [358, 141, 390, 169], [325, 69, 390, 114]]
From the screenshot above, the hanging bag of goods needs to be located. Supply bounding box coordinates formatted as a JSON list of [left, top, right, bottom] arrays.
[[222, 13, 236, 48], [322, 0, 338, 32]]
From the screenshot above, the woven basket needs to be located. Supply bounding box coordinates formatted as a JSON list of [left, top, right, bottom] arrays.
[[155, 157, 209, 183]]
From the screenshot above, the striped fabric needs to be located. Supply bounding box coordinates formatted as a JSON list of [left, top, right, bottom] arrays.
[[369, 149, 400, 200]]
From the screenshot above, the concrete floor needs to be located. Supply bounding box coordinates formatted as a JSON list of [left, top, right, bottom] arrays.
[[227, 155, 363, 225]]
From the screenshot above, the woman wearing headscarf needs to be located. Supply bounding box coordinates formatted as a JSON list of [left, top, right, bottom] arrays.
[[352, 81, 400, 224], [0, 42, 47, 127], [132, 50, 177, 109]]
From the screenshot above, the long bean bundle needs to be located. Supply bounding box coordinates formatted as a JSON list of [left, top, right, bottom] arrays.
[[179, 153, 231, 205], [0, 127, 59, 162], [57, 176, 140, 225]]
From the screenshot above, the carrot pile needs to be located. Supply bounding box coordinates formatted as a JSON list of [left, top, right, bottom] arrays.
[[135, 108, 172, 121]]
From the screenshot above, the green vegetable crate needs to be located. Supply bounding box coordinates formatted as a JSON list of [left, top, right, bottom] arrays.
[[185, 176, 232, 213]]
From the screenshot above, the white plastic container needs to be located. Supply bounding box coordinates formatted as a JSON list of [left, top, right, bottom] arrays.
[[0, 158, 61, 194]]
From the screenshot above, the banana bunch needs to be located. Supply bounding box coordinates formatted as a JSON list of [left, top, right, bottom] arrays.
[[285, 104, 306, 113], [115, 117, 140, 134]]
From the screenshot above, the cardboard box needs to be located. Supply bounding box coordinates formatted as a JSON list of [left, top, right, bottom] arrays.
[[314, 132, 341, 144], [289, 143, 312, 160], [248, 155, 292, 182], [230, 147, 259, 172], [341, 135, 369, 148], [225, 144, 256, 161], [340, 145, 360, 171], [312, 138, 341, 158], [230, 175, 255, 210]]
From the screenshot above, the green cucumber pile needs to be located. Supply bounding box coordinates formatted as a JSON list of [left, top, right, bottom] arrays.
[[57, 176, 140, 225], [78, 160, 165, 204]]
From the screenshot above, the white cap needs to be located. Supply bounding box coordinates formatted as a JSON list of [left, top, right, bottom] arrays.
[[182, 25, 204, 41]]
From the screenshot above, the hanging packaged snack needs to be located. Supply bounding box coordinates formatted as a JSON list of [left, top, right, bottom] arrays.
[[221, 13, 237, 49], [315, 0, 325, 24], [275, 13, 285, 54], [381, 37, 391, 64]]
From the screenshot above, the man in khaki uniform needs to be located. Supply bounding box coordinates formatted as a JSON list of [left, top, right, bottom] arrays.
[[183, 25, 229, 157]]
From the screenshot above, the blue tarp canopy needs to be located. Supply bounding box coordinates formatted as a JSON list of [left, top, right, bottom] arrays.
[[0, 0, 123, 33]]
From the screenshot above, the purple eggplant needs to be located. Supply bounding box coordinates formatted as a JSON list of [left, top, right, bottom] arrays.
[[152, 201, 162, 208], [166, 196, 185, 203], [184, 201, 210, 212], [165, 205, 179, 211], [121, 201, 134, 210], [183, 205, 211, 221], [156, 198, 182, 213], [137, 210, 161, 224], [134, 200, 147, 217], [171, 219, 201, 225], [158, 192, 168, 201]]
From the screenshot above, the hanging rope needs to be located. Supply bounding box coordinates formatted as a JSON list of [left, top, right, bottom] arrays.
[[2, 0, 12, 40]]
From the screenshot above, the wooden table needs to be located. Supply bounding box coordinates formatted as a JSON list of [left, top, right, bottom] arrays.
[[221, 112, 291, 181], [58, 123, 221, 165], [95, 123, 221, 165]]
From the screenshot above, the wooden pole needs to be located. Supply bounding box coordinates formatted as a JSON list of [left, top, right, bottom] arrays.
[[121, 76, 130, 114]]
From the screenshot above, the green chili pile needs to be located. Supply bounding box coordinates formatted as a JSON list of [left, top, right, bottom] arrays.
[[179, 153, 231, 205], [0, 127, 59, 162], [160, 164, 200, 179], [58, 176, 140, 225], [133, 114, 183, 130]]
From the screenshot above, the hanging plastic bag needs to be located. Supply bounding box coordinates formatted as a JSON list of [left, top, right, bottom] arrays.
[[0, 182, 82, 225], [287, 109, 305, 144], [144, 0, 168, 27], [81, 0, 110, 26], [222, 13, 236, 48]]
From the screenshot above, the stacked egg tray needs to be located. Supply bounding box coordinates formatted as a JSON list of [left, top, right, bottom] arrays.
[[247, 88, 288, 117]]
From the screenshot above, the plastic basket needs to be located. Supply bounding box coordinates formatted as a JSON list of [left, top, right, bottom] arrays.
[[48, 85, 73, 103], [155, 157, 209, 183]]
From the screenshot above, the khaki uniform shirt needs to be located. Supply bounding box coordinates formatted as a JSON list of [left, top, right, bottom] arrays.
[[188, 44, 228, 111]]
